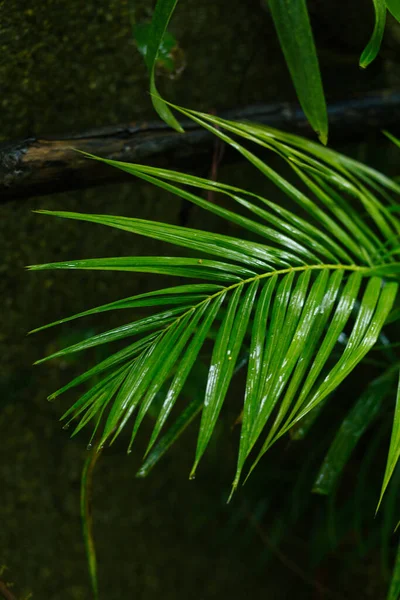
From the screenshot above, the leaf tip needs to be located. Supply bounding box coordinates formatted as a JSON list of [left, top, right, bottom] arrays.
[[33, 209, 52, 215], [318, 130, 328, 146], [375, 488, 386, 516], [227, 483, 237, 504]]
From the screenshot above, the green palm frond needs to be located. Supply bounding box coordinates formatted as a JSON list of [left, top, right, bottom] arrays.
[[29, 108, 400, 497]]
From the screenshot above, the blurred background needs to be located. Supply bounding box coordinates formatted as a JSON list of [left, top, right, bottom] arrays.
[[1, 1, 400, 598]]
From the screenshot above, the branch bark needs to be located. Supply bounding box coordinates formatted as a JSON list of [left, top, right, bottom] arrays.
[[2, 90, 400, 203]]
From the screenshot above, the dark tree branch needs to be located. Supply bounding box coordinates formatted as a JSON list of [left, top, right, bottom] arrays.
[[1, 90, 400, 203]]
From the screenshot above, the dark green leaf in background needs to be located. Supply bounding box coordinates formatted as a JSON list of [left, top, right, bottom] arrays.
[[267, 0, 328, 144], [140, 0, 182, 131], [313, 369, 396, 495], [360, 0, 387, 67], [387, 0, 400, 22], [379, 372, 400, 509], [133, 22, 178, 74]]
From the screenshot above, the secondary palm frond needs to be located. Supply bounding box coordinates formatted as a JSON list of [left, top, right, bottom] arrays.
[[139, 1, 398, 142], [29, 107, 400, 496]]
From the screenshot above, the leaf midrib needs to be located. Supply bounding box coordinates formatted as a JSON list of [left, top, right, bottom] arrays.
[[157, 263, 369, 337]]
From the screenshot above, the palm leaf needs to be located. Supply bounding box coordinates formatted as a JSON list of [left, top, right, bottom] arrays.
[[266, 0, 328, 144], [313, 368, 397, 495], [387, 0, 400, 22], [360, 0, 386, 68], [192, 281, 259, 477], [142, 0, 182, 131], [31, 110, 400, 494], [379, 372, 400, 510]]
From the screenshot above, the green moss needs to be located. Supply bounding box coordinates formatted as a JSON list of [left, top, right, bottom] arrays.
[[0, 0, 149, 138]]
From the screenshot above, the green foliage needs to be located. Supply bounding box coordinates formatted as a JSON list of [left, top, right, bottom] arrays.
[[266, 0, 328, 144], [81, 446, 101, 600], [137, 0, 183, 132], [380, 373, 400, 510], [133, 22, 179, 74], [387, 0, 400, 22], [30, 109, 400, 510], [313, 367, 397, 495], [14, 0, 400, 597], [140, 0, 400, 142], [360, 0, 387, 68]]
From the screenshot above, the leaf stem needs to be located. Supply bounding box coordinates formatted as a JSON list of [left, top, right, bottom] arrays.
[[160, 263, 368, 334]]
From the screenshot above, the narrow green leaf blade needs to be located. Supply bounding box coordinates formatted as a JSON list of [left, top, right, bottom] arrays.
[[128, 304, 209, 448], [291, 165, 373, 263], [106, 314, 191, 444], [167, 108, 355, 263], [267, 0, 328, 143], [137, 395, 202, 478], [314, 370, 395, 495], [379, 371, 400, 509], [360, 0, 386, 67], [192, 282, 258, 476], [35, 306, 188, 364], [33, 211, 272, 271], [384, 130, 400, 149], [105, 164, 311, 266], [146, 0, 183, 131], [146, 295, 226, 454], [264, 270, 330, 442], [233, 276, 278, 488], [272, 271, 344, 434], [29, 252, 256, 282], [245, 272, 297, 451], [289, 272, 363, 409], [98, 348, 153, 444], [138, 354, 249, 477], [48, 333, 158, 400], [29, 283, 219, 334], [293, 280, 398, 427], [78, 151, 342, 264], [61, 364, 129, 426]]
